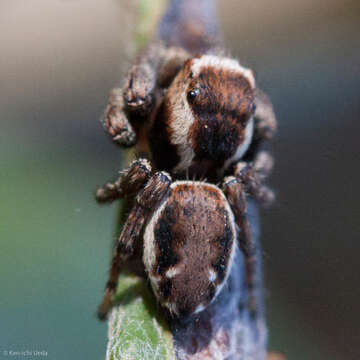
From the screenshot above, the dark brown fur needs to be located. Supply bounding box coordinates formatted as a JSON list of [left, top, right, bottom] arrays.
[[96, 159, 151, 203], [96, 167, 172, 320], [187, 66, 254, 169], [150, 60, 256, 179], [149, 100, 181, 172], [150, 183, 235, 316]]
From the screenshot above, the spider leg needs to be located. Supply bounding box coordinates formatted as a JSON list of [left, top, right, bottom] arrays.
[[222, 176, 258, 314], [96, 158, 152, 204], [233, 151, 275, 206], [253, 88, 277, 141], [123, 42, 166, 115], [97, 171, 172, 320], [225, 151, 274, 314], [104, 43, 189, 146], [252, 150, 274, 180], [123, 42, 189, 114], [102, 88, 136, 147], [103, 42, 167, 144]]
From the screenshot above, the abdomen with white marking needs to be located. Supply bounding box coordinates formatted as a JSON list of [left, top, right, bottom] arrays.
[[143, 181, 236, 317]]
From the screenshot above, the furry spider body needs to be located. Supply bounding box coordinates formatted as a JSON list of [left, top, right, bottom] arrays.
[[97, 0, 277, 324], [144, 181, 236, 317], [96, 153, 272, 319]]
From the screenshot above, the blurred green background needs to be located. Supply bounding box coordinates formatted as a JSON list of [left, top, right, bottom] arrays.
[[1, 1, 359, 359]]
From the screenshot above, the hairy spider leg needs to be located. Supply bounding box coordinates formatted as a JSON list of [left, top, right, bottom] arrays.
[[244, 89, 277, 161], [222, 176, 259, 315], [102, 88, 137, 146], [96, 158, 152, 203], [103, 42, 190, 148], [253, 88, 277, 141], [233, 151, 275, 206], [97, 171, 172, 320], [224, 151, 274, 315]]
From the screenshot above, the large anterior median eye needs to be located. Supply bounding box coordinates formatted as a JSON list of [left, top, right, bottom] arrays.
[[251, 102, 257, 114], [187, 89, 198, 102]]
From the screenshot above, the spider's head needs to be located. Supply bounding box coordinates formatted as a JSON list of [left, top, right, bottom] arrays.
[[150, 55, 256, 179]]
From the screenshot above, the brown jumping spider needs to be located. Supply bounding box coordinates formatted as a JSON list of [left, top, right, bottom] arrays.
[[96, 152, 273, 319], [97, 41, 277, 319]]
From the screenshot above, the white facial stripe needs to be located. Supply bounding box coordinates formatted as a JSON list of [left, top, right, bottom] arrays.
[[191, 55, 255, 88], [168, 77, 196, 173], [223, 116, 254, 171]]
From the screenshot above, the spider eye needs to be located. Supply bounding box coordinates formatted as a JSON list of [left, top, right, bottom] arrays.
[[251, 103, 257, 114], [187, 89, 198, 102]]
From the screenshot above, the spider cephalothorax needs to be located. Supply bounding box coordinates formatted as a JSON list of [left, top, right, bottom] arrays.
[[150, 55, 256, 179], [102, 44, 276, 182]]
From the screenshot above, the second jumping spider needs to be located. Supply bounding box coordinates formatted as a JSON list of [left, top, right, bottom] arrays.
[[96, 152, 273, 319], [97, 42, 277, 319]]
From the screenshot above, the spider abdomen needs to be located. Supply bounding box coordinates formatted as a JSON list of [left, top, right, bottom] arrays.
[[143, 181, 236, 317]]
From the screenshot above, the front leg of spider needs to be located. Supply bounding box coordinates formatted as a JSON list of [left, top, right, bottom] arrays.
[[102, 43, 165, 146], [97, 171, 172, 320], [122, 42, 166, 114], [123, 43, 190, 113], [103, 42, 189, 147], [102, 88, 137, 147]]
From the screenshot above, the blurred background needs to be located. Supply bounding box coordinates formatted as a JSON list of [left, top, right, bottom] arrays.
[[1, 0, 359, 359]]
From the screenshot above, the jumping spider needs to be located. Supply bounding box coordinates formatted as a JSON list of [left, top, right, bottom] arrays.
[[96, 152, 273, 319], [97, 41, 277, 319]]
